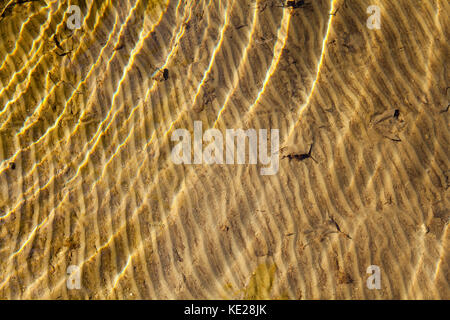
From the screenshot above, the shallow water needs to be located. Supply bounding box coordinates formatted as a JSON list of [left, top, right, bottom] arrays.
[[0, 0, 448, 299]]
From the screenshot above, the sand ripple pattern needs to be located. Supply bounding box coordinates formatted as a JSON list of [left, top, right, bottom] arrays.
[[0, 0, 448, 299]]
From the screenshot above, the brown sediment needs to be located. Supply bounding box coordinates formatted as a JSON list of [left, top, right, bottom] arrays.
[[0, 0, 448, 299]]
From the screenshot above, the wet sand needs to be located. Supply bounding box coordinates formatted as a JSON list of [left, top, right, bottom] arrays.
[[0, 0, 448, 299]]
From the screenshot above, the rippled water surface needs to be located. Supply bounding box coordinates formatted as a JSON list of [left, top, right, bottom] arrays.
[[0, 0, 448, 299]]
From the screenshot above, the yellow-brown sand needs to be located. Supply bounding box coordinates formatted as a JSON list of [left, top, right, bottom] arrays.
[[0, 0, 448, 299]]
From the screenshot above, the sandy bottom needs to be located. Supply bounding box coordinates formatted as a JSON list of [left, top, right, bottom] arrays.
[[0, 0, 448, 299]]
